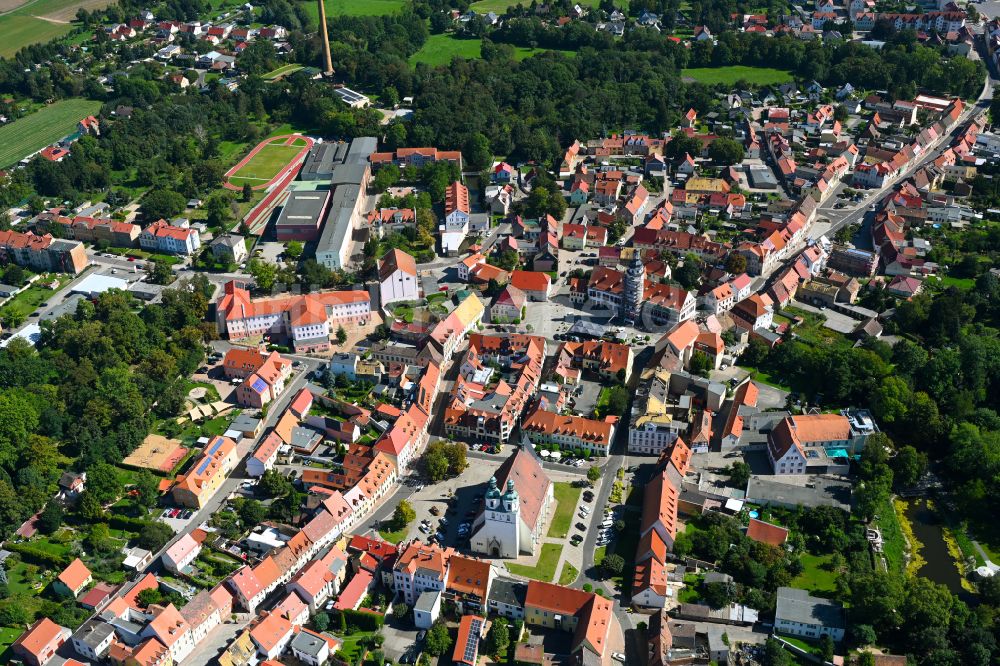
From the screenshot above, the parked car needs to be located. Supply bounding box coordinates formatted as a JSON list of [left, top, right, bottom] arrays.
[[612, 653, 626, 662], [429, 505, 440, 515]]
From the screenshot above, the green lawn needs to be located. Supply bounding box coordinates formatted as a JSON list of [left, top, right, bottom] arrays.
[[0, 283, 60, 322], [880, 498, 907, 574], [513, 45, 575, 61], [791, 553, 838, 595], [262, 63, 303, 80], [336, 630, 378, 662], [325, 0, 405, 15], [378, 524, 408, 543], [0, 626, 22, 661], [934, 275, 975, 290], [681, 66, 793, 86], [559, 561, 579, 585], [506, 543, 563, 582], [227, 142, 302, 186], [548, 482, 582, 538], [408, 34, 574, 65], [0, 98, 102, 168], [409, 34, 483, 66]]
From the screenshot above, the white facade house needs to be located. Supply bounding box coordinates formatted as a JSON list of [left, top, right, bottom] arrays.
[[139, 219, 201, 255], [413, 589, 442, 629], [775, 587, 846, 641], [378, 249, 419, 306], [162, 533, 201, 574]]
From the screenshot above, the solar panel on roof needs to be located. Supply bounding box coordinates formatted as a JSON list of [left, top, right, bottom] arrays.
[[196, 457, 212, 475], [206, 438, 222, 456], [464, 619, 482, 662], [251, 378, 268, 393]]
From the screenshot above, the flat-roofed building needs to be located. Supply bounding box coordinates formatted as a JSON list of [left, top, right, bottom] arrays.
[[275, 190, 330, 241], [300, 142, 349, 181]]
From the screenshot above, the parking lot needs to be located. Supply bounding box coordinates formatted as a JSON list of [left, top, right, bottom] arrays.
[[158, 506, 199, 532], [399, 454, 504, 550], [564, 379, 602, 419]]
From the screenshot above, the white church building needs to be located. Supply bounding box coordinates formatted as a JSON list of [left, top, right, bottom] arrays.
[[471, 449, 553, 558]]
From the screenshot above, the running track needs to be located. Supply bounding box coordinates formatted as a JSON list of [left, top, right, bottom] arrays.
[[222, 134, 314, 192]]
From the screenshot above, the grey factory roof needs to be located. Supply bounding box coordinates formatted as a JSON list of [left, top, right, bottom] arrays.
[[415, 589, 441, 612], [276, 190, 330, 228], [746, 475, 852, 512], [330, 162, 368, 186], [346, 136, 377, 163], [300, 142, 349, 180], [73, 620, 115, 648]]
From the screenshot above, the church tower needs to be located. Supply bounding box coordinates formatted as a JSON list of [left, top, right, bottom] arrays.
[[475, 476, 522, 558], [623, 251, 644, 325], [485, 476, 502, 511]]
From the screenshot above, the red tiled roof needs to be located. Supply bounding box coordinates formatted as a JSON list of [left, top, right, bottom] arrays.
[[746, 518, 789, 547]]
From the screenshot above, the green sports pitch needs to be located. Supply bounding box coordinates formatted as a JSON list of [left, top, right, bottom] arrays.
[[0, 98, 102, 168], [226, 142, 303, 187]]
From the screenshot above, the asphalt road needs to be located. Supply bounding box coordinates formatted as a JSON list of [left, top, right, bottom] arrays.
[[64, 353, 324, 643]]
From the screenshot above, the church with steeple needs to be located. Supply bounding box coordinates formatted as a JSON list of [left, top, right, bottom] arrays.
[[471, 449, 553, 559]]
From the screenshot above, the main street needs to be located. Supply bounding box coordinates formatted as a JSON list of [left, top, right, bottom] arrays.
[[811, 42, 996, 245]]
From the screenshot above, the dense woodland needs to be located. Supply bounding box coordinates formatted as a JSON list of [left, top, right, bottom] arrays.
[[0, 277, 212, 540]]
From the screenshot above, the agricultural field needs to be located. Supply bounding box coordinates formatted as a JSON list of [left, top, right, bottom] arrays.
[[301, 0, 405, 22], [0, 0, 113, 57], [225, 141, 303, 187], [0, 98, 101, 168], [680, 66, 793, 86]]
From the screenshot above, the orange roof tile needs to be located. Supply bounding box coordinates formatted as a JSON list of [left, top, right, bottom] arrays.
[[58, 557, 92, 593], [746, 518, 789, 547]]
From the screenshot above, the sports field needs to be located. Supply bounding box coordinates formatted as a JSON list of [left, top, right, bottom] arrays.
[[0, 98, 101, 168], [226, 142, 303, 187], [0, 0, 113, 57], [680, 66, 793, 86]]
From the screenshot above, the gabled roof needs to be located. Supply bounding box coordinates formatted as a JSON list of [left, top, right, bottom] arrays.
[[250, 612, 293, 653], [58, 557, 92, 593], [493, 449, 552, 532], [446, 555, 491, 600], [510, 270, 551, 293], [379, 248, 417, 281], [13, 618, 67, 662], [147, 603, 191, 648], [747, 518, 789, 547]]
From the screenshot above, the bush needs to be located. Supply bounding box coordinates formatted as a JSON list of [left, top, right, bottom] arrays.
[[339, 608, 384, 632], [5, 542, 69, 568]]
